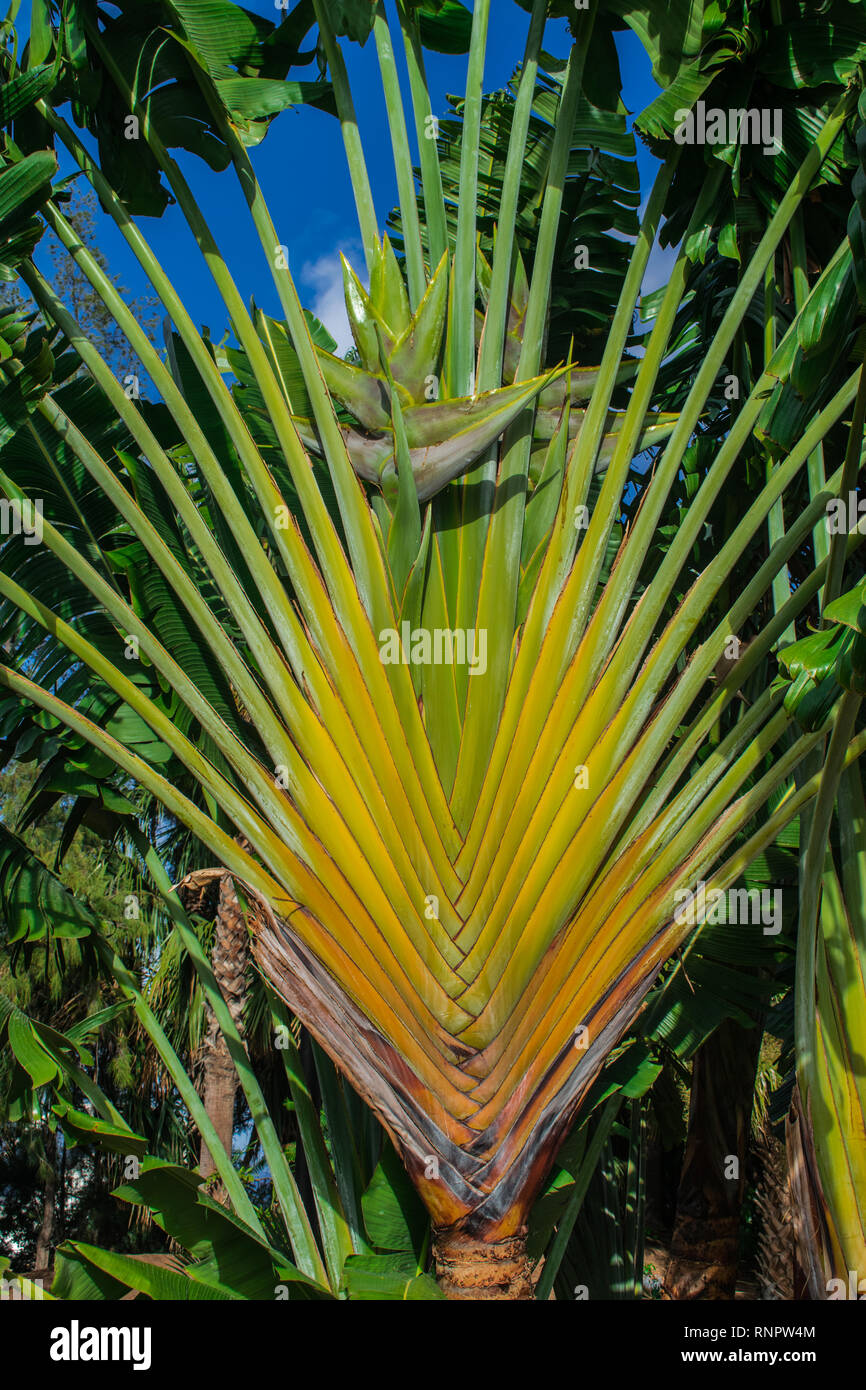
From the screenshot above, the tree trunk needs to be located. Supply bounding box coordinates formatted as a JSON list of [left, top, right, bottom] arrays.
[[433, 1228, 535, 1300], [58, 1132, 66, 1247], [34, 1125, 57, 1275], [754, 1124, 794, 1300], [786, 1084, 834, 1300], [664, 1018, 761, 1299], [198, 874, 248, 1183]]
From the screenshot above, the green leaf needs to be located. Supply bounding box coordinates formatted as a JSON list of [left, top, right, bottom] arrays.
[[760, 16, 866, 89], [362, 1143, 428, 1256], [7, 1010, 58, 1086], [836, 628, 866, 696], [385, 378, 422, 598], [778, 625, 845, 681], [166, 0, 273, 76], [52, 1245, 128, 1301], [111, 1158, 325, 1300], [214, 76, 336, 122], [343, 1252, 444, 1299], [0, 822, 98, 943], [65, 1002, 131, 1045], [317, 350, 391, 430], [417, 1, 472, 55], [370, 236, 412, 339], [63, 1242, 241, 1300], [51, 1100, 147, 1157], [823, 581, 866, 633], [387, 250, 449, 402], [0, 151, 57, 226], [330, 0, 377, 45], [399, 504, 432, 633], [0, 65, 56, 127], [28, 0, 54, 68]]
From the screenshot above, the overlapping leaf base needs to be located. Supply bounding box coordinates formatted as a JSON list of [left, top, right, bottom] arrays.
[[250, 856, 679, 1241]]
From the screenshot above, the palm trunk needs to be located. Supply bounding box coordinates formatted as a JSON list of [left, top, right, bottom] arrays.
[[754, 1123, 794, 1300], [34, 1125, 57, 1275], [433, 1227, 535, 1300], [198, 873, 248, 1182], [786, 1084, 835, 1299], [665, 1018, 761, 1299], [198, 1022, 238, 1179]]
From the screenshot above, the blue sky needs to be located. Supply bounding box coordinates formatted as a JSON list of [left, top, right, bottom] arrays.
[[29, 2, 665, 358]]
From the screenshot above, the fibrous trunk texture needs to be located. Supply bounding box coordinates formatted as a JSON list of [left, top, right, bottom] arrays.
[[754, 1125, 794, 1300], [198, 873, 248, 1181], [786, 1084, 835, 1300], [665, 1019, 761, 1299], [433, 1228, 534, 1300]]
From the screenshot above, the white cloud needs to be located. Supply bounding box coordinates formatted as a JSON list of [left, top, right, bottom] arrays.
[[300, 241, 364, 356]]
